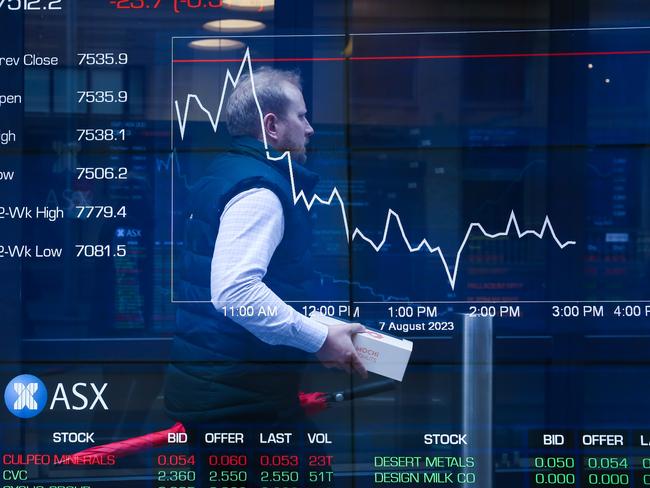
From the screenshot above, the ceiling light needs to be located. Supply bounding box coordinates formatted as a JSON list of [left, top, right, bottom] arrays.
[[188, 39, 246, 51], [203, 19, 266, 33], [222, 0, 275, 12]]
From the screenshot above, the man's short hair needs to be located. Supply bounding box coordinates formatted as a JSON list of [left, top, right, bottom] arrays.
[[225, 66, 302, 138]]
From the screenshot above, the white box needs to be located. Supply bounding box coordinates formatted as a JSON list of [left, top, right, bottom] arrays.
[[310, 312, 413, 382]]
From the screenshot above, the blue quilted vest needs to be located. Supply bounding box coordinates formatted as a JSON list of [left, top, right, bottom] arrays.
[[165, 137, 321, 424]]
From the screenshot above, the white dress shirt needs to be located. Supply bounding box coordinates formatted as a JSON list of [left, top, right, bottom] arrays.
[[210, 187, 329, 353]]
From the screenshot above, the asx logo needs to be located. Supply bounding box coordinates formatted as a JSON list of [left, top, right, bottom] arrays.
[[4, 375, 47, 419], [4, 374, 108, 419]]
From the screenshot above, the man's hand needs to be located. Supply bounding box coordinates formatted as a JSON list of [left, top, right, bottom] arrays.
[[315, 323, 368, 378]]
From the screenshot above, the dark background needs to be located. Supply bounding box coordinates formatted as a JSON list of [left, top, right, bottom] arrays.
[[0, 1, 649, 486]]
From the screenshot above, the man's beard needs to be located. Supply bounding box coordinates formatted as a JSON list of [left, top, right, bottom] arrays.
[[290, 147, 307, 164]]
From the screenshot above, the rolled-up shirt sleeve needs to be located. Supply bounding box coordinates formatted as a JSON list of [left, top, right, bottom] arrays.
[[210, 187, 328, 353]]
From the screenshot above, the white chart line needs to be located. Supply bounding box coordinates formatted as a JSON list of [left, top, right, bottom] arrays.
[[173, 48, 576, 290]]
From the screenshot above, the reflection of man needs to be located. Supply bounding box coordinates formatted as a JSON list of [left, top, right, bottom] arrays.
[[165, 67, 366, 431]]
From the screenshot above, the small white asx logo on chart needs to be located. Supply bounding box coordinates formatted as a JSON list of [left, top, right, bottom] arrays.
[[4, 374, 109, 419]]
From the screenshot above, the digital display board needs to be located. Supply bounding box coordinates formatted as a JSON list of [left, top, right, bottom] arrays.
[[1, 1, 650, 487]]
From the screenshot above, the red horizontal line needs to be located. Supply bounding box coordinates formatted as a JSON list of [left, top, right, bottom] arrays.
[[173, 49, 650, 63], [174, 56, 342, 63]]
